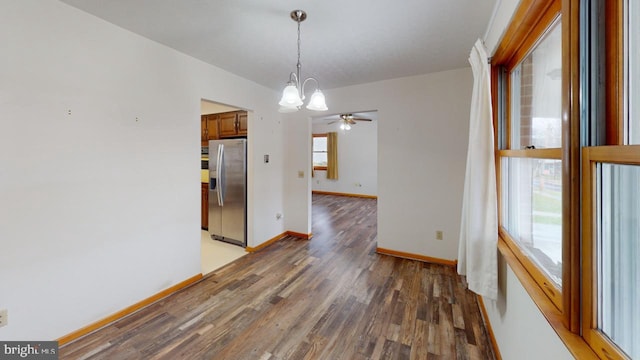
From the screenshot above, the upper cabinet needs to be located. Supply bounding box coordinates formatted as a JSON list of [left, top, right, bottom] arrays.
[[237, 112, 248, 135], [202, 111, 247, 144], [201, 114, 220, 146], [218, 112, 239, 138], [218, 111, 248, 138]]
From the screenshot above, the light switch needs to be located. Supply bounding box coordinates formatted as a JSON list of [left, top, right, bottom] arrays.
[[264, 154, 269, 163]]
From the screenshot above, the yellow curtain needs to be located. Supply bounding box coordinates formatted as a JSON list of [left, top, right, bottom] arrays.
[[326, 132, 338, 179]]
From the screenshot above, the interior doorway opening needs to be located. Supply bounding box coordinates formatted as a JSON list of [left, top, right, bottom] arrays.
[[200, 99, 247, 275], [310, 110, 378, 197], [310, 110, 379, 241]]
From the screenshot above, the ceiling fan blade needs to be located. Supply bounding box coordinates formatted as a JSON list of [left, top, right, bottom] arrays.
[[347, 119, 357, 125], [351, 117, 372, 121], [327, 120, 338, 125]]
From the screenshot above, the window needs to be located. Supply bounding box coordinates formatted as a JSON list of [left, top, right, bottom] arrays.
[[501, 157, 562, 285], [312, 134, 328, 170], [597, 163, 640, 358], [495, 0, 640, 357], [509, 23, 563, 150], [580, 0, 640, 358], [582, 148, 640, 360], [496, 6, 564, 310]]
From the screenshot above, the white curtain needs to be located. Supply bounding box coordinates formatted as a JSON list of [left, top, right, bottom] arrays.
[[457, 39, 498, 300]]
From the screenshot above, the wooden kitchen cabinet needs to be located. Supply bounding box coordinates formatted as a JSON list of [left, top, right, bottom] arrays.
[[218, 112, 239, 137], [237, 112, 248, 136], [201, 116, 208, 146], [201, 114, 220, 146], [201, 183, 208, 229], [202, 111, 247, 144], [219, 111, 248, 138]]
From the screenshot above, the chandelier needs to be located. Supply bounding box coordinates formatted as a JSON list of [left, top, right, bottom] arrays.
[[278, 10, 328, 113]]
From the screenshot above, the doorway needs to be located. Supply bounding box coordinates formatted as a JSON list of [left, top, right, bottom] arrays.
[[310, 110, 379, 237], [200, 99, 246, 274]]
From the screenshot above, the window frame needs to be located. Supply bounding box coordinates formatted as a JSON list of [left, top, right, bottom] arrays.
[[494, 0, 566, 313], [312, 133, 328, 171], [580, 0, 640, 357], [582, 145, 640, 360], [494, 0, 639, 358], [492, 0, 598, 357]]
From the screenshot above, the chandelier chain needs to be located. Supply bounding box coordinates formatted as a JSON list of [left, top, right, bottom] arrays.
[[296, 19, 301, 70]]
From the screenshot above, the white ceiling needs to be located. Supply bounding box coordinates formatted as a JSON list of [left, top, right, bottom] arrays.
[[59, 0, 496, 91]]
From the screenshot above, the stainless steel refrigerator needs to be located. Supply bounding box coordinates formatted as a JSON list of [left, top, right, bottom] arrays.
[[208, 139, 247, 247]]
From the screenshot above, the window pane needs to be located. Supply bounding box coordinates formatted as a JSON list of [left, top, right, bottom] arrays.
[[628, 1, 640, 144], [503, 157, 562, 285], [597, 163, 640, 358], [313, 137, 327, 151], [510, 21, 562, 149], [313, 153, 327, 167]]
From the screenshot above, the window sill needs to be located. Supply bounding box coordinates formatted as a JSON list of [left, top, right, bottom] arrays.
[[313, 167, 327, 171], [497, 238, 599, 359]]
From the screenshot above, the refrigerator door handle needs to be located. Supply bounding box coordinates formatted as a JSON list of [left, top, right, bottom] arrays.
[[216, 143, 225, 206]]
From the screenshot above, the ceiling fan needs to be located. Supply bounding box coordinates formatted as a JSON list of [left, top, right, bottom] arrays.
[[327, 113, 372, 130]]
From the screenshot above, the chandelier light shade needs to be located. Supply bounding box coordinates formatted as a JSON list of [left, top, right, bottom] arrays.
[[279, 83, 303, 108], [278, 10, 328, 113]]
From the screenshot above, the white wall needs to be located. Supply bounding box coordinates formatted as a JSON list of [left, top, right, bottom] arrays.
[[480, 0, 573, 358], [0, 0, 284, 340], [312, 119, 378, 196], [484, 0, 521, 55], [200, 101, 239, 115], [482, 255, 573, 359], [285, 68, 472, 261], [282, 115, 313, 236]]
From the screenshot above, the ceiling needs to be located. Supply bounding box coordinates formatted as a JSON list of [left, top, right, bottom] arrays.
[[59, 0, 496, 91]]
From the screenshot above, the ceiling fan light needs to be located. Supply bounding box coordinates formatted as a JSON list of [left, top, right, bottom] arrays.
[[345, 124, 351, 130], [306, 90, 328, 111], [279, 84, 303, 108]]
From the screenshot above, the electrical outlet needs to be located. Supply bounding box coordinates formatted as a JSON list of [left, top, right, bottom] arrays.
[[276, 213, 283, 220], [0, 309, 8, 328], [436, 231, 444, 240]]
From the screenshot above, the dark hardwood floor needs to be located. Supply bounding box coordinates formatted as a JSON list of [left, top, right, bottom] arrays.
[[60, 194, 495, 359]]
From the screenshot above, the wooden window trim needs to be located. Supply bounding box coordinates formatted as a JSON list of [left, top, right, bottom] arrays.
[[312, 133, 328, 171], [581, 145, 640, 360], [496, 0, 637, 357], [562, 0, 582, 334], [581, 2, 638, 357], [605, 0, 624, 145], [493, 0, 569, 313], [493, 0, 596, 356], [497, 239, 599, 359], [497, 148, 562, 159], [499, 230, 563, 309], [492, 0, 561, 68]]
